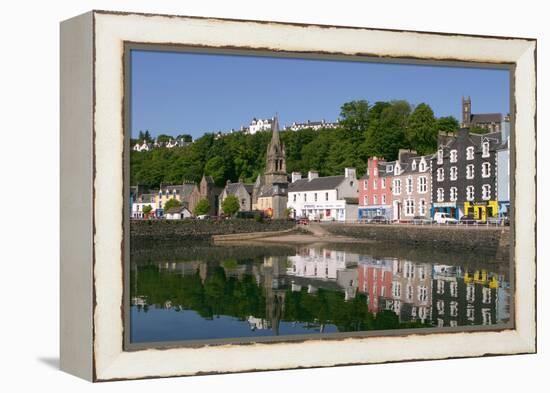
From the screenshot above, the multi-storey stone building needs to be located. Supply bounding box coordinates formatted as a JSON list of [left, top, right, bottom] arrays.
[[358, 157, 393, 221], [154, 182, 197, 214], [387, 150, 433, 221], [431, 128, 501, 221], [188, 175, 223, 216], [218, 181, 254, 213]]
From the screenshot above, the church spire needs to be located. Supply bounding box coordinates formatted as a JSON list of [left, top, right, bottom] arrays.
[[265, 114, 286, 180]]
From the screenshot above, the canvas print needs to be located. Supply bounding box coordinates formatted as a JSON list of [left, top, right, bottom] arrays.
[[128, 50, 512, 345]]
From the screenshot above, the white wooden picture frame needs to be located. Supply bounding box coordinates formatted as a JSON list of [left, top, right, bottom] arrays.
[[60, 10, 536, 381]]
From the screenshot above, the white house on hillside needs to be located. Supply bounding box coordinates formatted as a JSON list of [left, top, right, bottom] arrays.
[[286, 119, 339, 131], [248, 117, 277, 135], [132, 141, 152, 152], [287, 168, 359, 222]]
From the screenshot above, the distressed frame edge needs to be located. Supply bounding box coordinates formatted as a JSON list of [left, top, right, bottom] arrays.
[[59, 11, 95, 381], [88, 11, 536, 381]]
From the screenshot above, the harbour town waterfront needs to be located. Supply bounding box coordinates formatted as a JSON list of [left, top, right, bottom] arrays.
[[130, 86, 512, 343], [131, 98, 510, 224]]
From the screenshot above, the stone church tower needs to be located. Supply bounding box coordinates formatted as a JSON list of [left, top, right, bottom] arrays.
[[264, 116, 287, 185], [251, 115, 289, 218], [462, 96, 472, 127]]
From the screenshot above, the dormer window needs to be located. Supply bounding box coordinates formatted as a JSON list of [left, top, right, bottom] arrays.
[[387, 165, 393, 172], [394, 164, 400, 176], [482, 141, 490, 157], [419, 159, 426, 172], [466, 146, 474, 160], [412, 161, 417, 171], [437, 149, 443, 165], [450, 150, 458, 163]]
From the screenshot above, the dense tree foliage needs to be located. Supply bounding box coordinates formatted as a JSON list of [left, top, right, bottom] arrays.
[[406, 103, 438, 155], [194, 198, 210, 216], [221, 195, 241, 216], [164, 198, 182, 211], [130, 100, 459, 189], [436, 116, 460, 133], [142, 205, 152, 215]]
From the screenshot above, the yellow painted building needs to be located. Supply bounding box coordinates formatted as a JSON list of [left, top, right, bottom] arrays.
[[463, 200, 498, 221]]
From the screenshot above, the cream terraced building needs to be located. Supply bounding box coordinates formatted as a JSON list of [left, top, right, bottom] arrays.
[[287, 168, 359, 222]]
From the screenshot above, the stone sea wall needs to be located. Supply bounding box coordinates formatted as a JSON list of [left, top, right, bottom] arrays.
[[324, 223, 510, 258], [130, 219, 295, 245]]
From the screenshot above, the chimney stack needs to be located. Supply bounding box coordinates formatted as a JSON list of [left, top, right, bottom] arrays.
[[308, 171, 319, 181], [344, 168, 356, 179], [291, 172, 302, 183]]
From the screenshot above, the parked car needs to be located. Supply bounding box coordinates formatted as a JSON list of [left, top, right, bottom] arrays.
[[459, 215, 477, 225], [487, 216, 509, 226], [368, 215, 389, 224], [411, 216, 433, 225], [196, 214, 210, 220], [434, 212, 457, 224], [297, 217, 310, 225]]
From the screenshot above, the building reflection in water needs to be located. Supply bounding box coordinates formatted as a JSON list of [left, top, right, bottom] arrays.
[[286, 246, 358, 301], [130, 245, 511, 340]]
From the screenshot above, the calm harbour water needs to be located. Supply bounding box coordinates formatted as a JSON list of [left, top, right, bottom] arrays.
[[130, 242, 511, 344]]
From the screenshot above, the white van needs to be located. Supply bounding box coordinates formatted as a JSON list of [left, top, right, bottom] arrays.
[[433, 212, 457, 224]]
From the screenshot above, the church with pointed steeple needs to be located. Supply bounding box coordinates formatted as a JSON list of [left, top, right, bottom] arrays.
[[252, 115, 289, 218]]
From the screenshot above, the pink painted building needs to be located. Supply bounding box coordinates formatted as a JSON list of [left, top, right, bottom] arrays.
[[358, 157, 393, 221], [357, 259, 393, 313]]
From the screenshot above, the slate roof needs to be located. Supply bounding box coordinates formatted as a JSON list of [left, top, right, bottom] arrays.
[[166, 206, 189, 214], [180, 183, 197, 200], [258, 183, 288, 197], [225, 182, 254, 196], [360, 161, 393, 180], [289, 175, 345, 192], [471, 113, 503, 124], [435, 128, 503, 159], [140, 193, 155, 203]]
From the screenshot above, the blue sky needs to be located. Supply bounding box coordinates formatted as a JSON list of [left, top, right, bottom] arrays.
[[131, 50, 510, 139]]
